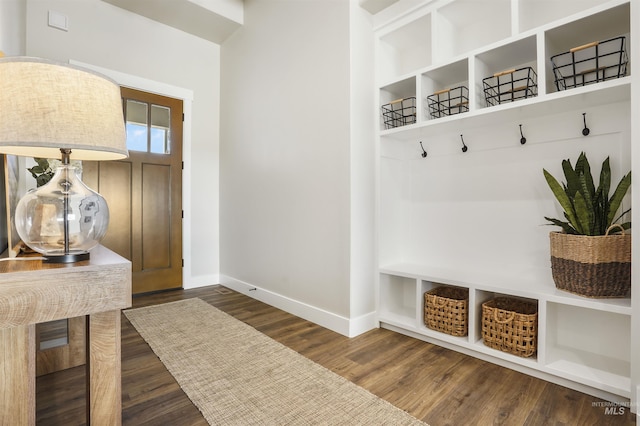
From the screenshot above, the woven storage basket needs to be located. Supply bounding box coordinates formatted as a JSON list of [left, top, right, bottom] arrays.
[[549, 225, 631, 298], [482, 297, 537, 358], [424, 287, 468, 337]]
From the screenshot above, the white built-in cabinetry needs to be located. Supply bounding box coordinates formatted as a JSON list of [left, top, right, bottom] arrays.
[[374, 0, 636, 406]]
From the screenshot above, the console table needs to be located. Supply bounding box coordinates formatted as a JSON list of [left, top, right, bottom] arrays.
[[0, 245, 131, 425]]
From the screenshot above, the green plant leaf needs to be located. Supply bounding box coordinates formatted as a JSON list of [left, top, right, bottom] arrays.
[[575, 152, 595, 200], [612, 207, 632, 228], [544, 217, 577, 234], [573, 191, 592, 235], [35, 174, 51, 187], [577, 172, 595, 233], [544, 168, 580, 231], [594, 158, 611, 234], [561, 159, 580, 198], [607, 171, 631, 227], [597, 157, 611, 200], [34, 158, 50, 169]]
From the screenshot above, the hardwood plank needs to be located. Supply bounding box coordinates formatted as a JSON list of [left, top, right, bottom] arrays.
[[36, 365, 86, 425], [36, 285, 637, 425]]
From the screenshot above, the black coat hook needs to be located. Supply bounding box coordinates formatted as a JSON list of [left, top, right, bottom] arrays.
[[582, 112, 590, 136], [519, 124, 526, 145], [460, 135, 468, 153], [419, 141, 427, 158]]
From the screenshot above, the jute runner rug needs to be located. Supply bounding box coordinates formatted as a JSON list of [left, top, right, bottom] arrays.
[[124, 298, 427, 425]]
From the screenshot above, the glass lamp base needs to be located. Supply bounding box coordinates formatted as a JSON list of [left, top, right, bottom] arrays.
[[44, 251, 90, 264], [15, 164, 110, 261]]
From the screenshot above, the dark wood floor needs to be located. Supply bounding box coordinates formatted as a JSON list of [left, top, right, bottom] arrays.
[[36, 285, 636, 425]]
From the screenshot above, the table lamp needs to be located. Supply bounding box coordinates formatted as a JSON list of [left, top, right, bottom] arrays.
[[0, 57, 128, 263]]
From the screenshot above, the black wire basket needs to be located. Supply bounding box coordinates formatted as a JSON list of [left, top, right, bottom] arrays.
[[483, 67, 537, 107], [427, 86, 469, 119], [551, 36, 628, 91], [381, 97, 416, 129]]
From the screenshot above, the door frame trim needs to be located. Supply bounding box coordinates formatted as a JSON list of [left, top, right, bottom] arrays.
[[69, 60, 194, 288]]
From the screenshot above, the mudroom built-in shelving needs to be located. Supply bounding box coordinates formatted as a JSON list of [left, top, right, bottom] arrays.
[[374, 0, 637, 409]]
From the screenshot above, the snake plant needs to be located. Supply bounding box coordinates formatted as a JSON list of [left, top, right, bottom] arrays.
[[543, 152, 631, 235]]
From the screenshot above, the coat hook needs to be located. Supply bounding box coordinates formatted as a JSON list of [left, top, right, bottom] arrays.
[[419, 141, 427, 158], [582, 112, 590, 136], [519, 124, 527, 145], [460, 134, 468, 153]]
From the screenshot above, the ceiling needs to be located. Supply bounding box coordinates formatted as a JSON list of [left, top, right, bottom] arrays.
[[103, 0, 401, 45], [102, 0, 243, 44]]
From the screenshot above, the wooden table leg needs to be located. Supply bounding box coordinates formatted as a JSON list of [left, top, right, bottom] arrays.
[[86, 310, 121, 426], [0, 324, 35, 425]]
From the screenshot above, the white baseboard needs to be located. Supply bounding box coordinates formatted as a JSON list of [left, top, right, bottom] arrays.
[[184, 274, 221, 289], [348, 311, 379, 337], [219, 275, 377, 337]]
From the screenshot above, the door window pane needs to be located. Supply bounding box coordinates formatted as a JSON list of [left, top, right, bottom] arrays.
[[124, 99, 172, 154], [150, 105, 171, 154], [125, 100, 148, 152]]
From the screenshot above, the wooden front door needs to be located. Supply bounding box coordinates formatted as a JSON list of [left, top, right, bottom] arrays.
[[84, 87, 183, 294]]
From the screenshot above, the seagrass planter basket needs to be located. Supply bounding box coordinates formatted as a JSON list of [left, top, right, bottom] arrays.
[[549, 226, 631, 298], [424, 286, 468, 337], [482, 297, 537, 358]]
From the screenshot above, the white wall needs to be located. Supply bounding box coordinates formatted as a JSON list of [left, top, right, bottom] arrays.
[[0, 0, 26, 55], [220, 0, 356, 325], [17, 0, 378, 336], [25, 0, 221, 287], [349, 2, 376, 327]]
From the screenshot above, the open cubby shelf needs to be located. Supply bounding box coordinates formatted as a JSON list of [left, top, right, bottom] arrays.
[[377, 1, 630, 131], [375, 0, 635, 405], [379, 269, 632, 398]]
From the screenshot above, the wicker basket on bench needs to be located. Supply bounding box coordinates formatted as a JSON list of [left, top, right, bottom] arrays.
[[482, 297, 537, 358], [424, 287, 468, 337]]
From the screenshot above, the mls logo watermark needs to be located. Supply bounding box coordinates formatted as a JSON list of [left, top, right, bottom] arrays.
[[604, 405, 625, 415], [592, 401, 633, 415]]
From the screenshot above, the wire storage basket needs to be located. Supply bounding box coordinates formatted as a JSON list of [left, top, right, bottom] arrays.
[[482, 297, 538, 358], [551, 36, 628, 91], [483, 67, 537, 107], [426, 86, 469, 119], [424, 286, 468, 337], [381, 97, 416, 129]]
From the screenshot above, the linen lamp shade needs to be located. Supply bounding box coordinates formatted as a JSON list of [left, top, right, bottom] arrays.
[[0, 57, 127, 160]]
